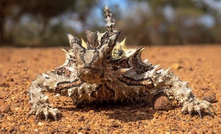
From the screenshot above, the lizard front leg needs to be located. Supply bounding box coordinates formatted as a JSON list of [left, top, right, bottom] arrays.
[[155, 69, 215, 118], [28, 73, 60, 121], [28, 70, 78, 121]]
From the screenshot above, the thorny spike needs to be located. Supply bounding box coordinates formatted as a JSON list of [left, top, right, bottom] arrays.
[[66, 32, 80, 48], [163, 68, 170, 75], [177, 76, 180, 80], [150, 67, 157, 76], [66, 32, 74, 45], [120, 67, 133, 73], [61, 47, 70, 53], [108, 30, 122, 49], [157, 68, 164, 73], [183, 81, 188, 85], [118, 37, 127, 50], [97, 31, 106, 46], [158, 79, 163, 83], [55, 94, 60, 97], [42, 73, 50, 79], [154, 64, 160, 69], [186, 89, 192, 94], [137, 47, 145, 60], [85, 29, 98, 48], [81, 38, 88, 49], [132, 47, 145, 58], [65, 66, 75, 72], [143, 59, 148, 64]]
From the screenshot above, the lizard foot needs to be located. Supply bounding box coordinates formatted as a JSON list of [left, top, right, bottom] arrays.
[[28, 103, 61, 121], [182, 99, 215, 118]]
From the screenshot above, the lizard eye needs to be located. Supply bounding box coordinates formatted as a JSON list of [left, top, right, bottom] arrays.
[[93, 50, 98, 54], [118, 49, 123, 56], [80, 49, 85, 54]]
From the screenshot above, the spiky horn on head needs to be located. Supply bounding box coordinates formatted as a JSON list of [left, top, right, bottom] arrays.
[[104, 6, 117, 33]]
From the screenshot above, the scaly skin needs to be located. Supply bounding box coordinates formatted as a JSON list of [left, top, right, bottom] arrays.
[[28, 6, 214, 121]]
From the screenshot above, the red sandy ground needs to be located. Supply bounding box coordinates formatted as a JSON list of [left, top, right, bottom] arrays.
[[0, 45, 220, 133]]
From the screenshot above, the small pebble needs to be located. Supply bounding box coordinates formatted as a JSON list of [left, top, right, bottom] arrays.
[[34, 129, 38, 132], [37, 122, 44, 126], [0, 105, 11, 113], [78, 116, 85, 122], [190, 129, 197, 134], [171, 63, 182, 70], [203, 93, 216, 103], [14, 107, 20, 112], [67, 124, 72, 128], [110, 122, 120, 128], [153, 94, 172, 110]]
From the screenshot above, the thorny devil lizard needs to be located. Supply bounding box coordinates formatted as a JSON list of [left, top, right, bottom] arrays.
[[28, 6, 215, 121]]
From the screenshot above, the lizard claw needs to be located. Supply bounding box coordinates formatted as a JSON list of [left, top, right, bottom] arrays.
[[49, 107, 59, 121], [206, 107, 214, 118], [182, 99, 215, 118], [197, 109, 202, 119], [43, 110, 49, 121]]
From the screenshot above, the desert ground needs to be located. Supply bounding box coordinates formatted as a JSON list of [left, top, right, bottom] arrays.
[[0, 45, 220, 133]]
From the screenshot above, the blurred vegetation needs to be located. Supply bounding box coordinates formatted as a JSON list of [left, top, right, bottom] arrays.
[[0, 0, 221, 46]]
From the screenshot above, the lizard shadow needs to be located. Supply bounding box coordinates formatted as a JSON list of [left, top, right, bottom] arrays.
[[57, 97, 216, 122], [58, 98, 157, 122], [96, 101, 156, 122]]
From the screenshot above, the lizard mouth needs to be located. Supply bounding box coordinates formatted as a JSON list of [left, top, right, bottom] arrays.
[[83, 66, 100, 72], [78, 67, 101, 78]]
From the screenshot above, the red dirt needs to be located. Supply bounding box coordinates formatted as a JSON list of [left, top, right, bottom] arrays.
[[0, 45, 220, 133]]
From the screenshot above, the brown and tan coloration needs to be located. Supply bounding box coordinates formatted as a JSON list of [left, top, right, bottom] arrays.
[[28, 6, 214, 121]]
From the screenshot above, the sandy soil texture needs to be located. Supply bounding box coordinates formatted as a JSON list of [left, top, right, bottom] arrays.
[[0, 45, 220, 133]]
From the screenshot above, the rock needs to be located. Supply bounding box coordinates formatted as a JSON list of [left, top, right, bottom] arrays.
[[198, 129, 205, 134], [37, 122, 44, 126], [34, 129, 38, 132], [84, 126, 91, 131], [88, 110, 94, 113], [171, 100, 178, 107], [0, 82, 10, 87], [190, 129, 197, 134], [110, 122, 120, 128], [67, 124, 72, 128], [171, 63, 182, 70], [78, 116, 85, 122], [19, 125, 26, 132], [0, 105, 11, 113], [153, 94, 172, 110], [203, 93, 216, 103], [9, 127, 15, 133], [14, 107, 20, 112], [189, 67, 193, 71]]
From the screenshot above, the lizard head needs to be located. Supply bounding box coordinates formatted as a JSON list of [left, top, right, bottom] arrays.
[[65, 6, 123, 84], [66, 31, 120, 83]]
